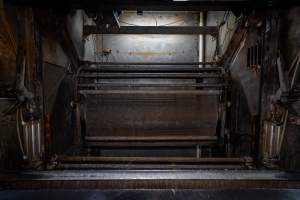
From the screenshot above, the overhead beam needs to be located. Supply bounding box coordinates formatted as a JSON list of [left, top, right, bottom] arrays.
[[82, 1, 249, 11], [7, 0, 300, 11], [83, 25, 218, 36], [7, 0, 251, 11]]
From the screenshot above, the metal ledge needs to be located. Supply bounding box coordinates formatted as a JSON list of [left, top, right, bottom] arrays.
[[57, 156, 249, 164], [2, 169, 292, 181], [83, 26, 219, 36], [2, 169, 300, 189]]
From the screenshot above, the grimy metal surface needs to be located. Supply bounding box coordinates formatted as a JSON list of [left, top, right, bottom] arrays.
[[78, 63, 223, 150], [79, 11, 224, 158], [2, 170, 300, 189], [57, 156, 250, 164], [84, 12, 201, 63], [83, 95, 219, 139], [1, 189, 300, 200], [56, 156, 252, 170]]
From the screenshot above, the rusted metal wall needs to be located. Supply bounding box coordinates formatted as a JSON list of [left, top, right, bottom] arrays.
[[0, 3, 83, 168], [67, 10, 84, 60], [41, 16, 79, 155], [278, 7, 300, 170], [206, 11, 237, 62], [81, 11, 227, 156], [228, 34, 261, 156], [84, 11, 200, 62], [83, 11, 236, 63], [226, 14, 263, 157], [0, 3, 21, 169]]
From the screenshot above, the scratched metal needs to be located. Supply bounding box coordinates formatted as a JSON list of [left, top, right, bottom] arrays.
[[11, 170, 299, 181]]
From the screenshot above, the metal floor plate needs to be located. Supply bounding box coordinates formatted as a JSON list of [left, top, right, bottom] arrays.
[[2, 170, 300, 189], [1, 189, 300, 200], [7, 169, 300, 180]]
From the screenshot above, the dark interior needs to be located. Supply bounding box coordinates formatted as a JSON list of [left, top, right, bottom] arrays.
[[1, 0, 300, 198]]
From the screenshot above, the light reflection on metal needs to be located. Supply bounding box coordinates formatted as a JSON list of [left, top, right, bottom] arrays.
[[22, 120, 43, 164], [262, 121, 282, 167]]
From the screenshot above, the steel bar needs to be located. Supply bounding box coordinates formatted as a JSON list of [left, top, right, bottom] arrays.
[[79, 90, 221, 95], [85, 135, 217, 142], [57, 163, 247, 170], [81, 67, 223, 73], [2, 169, 296, 181], [83, 25, 218, 36], [6, 169, 300, 189], [58, 156, 251, 164], [82, 61, 218, 66], [78, 96, 216, 102], [85, 141, 217, 147], [85, 1, 250, 11], [78, 73, 221, 79], [78, 83, 225, 88], [7, 1, 254, 11]]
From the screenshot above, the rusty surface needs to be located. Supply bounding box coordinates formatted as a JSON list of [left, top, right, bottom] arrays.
[[0, 3, 16, 83]]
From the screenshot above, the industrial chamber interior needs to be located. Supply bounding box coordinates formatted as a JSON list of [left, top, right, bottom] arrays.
[[59, 10, 235, 167], [1, 0, 300, 193]]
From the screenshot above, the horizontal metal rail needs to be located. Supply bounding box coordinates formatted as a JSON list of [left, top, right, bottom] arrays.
[[8, 169, 300, 189], [79, 89, 221, 95], [80, 66, 223, 73], [82, 61, 218, 66], [78, 83, 225, 88], [85, 135, 218, 147], [58, 156, 252, 164], [85, 135, 218, 142], [57, 163, 248, 170], [85, 141, 217, 147], [78, 73, 221, 79]]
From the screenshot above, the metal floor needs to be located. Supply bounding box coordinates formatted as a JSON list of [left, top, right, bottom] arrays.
[[1, 189, 300, 200], [2, 170, 300, 189], [7, 169, 300, 180]]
